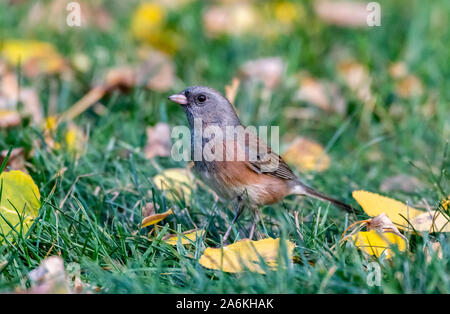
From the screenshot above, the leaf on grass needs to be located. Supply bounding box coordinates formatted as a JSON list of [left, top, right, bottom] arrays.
[[145, 122, 171, 159], [1, 39, 67, 77], [351, 230, 407, 259], [0, 170, 40, 240], [225, 78, 240, 105], [199, 238, 295, 274], [0, 148, 26, 172], [424, 241, 443, 262], [314, 0, 370, 27], [153, 168, 194, 202], [141, 208, 173, 227], [295, 75, 346, 114], [203, 3, 259, 37], [344, 213, 407, 259], [130, 2, 180, 54], [394, 75, 423, 98], [27, 256, 70, 294], [352, 190, 450, 232], [239, 57, 284, 89], [163, 229, 205, 246], [282, 137, 330, 172], [0, 110, 21, 128], [409, 211, 450, 233], [380, 174, 422, 193]]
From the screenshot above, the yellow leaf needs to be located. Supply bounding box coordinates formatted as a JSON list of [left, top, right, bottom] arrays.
[[0, 170, 40, 240], [163, 229, 205, 246], [283, 137, 330, 172], [351, 230, 407, 259], [1, 40, 65, 76], [199, 238, 295, 274], [65, 124, 85, 153], [352, 190, 423, 230], [153, 168, 193, 202], [141, 209, 173, 227], [130, 3, 179, 54]]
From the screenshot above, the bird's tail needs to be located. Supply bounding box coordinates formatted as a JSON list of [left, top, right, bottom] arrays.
[[291, 181, 356, 214]]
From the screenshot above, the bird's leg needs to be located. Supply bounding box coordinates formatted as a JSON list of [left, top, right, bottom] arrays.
[[248, 208, 260, 240], [222, 198, 245, 243]]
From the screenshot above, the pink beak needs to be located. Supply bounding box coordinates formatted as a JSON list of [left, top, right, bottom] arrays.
[[168, 93, 188, 105]]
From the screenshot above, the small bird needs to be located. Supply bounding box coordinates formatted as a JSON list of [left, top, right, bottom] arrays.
[[169, 86, 354, 242]]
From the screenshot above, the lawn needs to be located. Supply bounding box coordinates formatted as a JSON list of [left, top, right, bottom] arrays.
[[0, 0, 448, 294]]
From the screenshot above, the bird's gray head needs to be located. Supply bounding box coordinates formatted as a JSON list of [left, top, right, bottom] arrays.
[[168, 86, 241, 128]]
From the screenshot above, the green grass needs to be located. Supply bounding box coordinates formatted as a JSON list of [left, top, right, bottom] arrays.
[[0, 0, 449, 293]]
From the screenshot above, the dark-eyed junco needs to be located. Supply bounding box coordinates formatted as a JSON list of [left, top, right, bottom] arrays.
[[169, 86, 354, 242]]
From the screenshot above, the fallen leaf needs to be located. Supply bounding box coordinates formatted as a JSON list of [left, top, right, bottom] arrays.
[[380, 174, 422, 193], [203, 3, 259, 37], [1, 39, 67, 77], [389, 62, 408, 79], [145, 122, 171, 159], [130, 2, 179, 54], [0, 148, 26, 172], [409, 211, 450, 233], [352, 190, 422, 230], [163, 229, 205, 245], [314, 0, 370, 27], [0, 110, 21, 128], [225, 78, 240, 105], [153, 168, 194, 202], [239, 57, 284, 89], [199, 238, 296, 273], [136, 50, 175, 92], [282, 137, 330, 172], [142, 202, 158, 218], [0, 170, 40, 240], [295, 75, 346, 113], [141, 208, 173, 227], [395, 74, 423, 98], [424, 241, 443, 262], [65, 123, 86, 154], [27, 256, 70, 294], [352, 190, 449, 232], [351, 230, 407, 259], [337, 60, 373, 103]]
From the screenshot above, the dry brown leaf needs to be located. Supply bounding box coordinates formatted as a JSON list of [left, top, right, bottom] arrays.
[[337, 60, 372, 102], [203, 3, 259, 37], [314, 0, 370, 27], [142, 202, 158, 218], [225, 77, 240, 105], [0, 62, 43, 125], [424, 241, 443, 262], [137, 50, 175, 92], [145, 122, 171, 159], [240, 57, 284, 89], [380, 174, 422, 193], [0, 147, 26, 172], [27, 256, 71, 294], [0, 110, 21, 128], [395, 75, 424, 98], [389, 62, 408, 79], [296, 75, 346, 114]]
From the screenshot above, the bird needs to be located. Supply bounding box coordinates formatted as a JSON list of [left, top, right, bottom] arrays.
[[169, 86, 354, 242]]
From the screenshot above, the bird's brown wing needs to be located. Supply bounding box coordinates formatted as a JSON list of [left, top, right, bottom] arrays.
[[244, 136, 297, 181]]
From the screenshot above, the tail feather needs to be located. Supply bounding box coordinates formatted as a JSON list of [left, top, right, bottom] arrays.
[[292, 182, 356, 214]]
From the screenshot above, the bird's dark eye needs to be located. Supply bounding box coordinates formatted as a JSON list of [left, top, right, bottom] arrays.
[[197, 94, 206, 102]]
